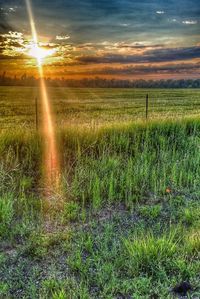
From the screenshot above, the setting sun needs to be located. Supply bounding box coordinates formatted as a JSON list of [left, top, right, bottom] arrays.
[[27, 43, 56, 65]]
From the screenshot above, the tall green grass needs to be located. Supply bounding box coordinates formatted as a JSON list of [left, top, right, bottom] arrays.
[[65, 118, 200, 207], [0, 118, 199, 238]]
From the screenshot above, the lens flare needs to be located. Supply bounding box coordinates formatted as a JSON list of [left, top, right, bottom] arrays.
[[27, 43, 56, 66], [25, 0, 60, 191]]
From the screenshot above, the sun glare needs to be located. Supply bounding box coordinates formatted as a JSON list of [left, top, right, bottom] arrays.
[[25, 0, 60, 193], [28, 43, 55, 65]]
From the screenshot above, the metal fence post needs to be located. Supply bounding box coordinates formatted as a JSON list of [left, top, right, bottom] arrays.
[[35, 97, 38, 131]]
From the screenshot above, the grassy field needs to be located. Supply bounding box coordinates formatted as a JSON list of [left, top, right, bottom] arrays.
[[0, 87, 200, 298], [0, 87, 200, 129]]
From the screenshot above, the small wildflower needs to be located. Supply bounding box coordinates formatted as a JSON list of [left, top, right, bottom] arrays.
[[166, 187, 171, 193]]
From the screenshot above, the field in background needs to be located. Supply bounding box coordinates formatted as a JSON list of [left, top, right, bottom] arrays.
[[0, 87, 200, 298], [0, 87, 200, 129]]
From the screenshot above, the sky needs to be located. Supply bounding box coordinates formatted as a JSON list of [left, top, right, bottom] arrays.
[[0, 0, 200, 80]]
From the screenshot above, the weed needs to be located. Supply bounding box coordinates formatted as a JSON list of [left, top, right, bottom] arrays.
[[124, 230, 179, 277], [0, 193, 14, 238]]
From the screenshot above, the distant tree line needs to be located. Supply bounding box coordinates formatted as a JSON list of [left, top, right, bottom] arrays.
[[0, 72, 200, 88]]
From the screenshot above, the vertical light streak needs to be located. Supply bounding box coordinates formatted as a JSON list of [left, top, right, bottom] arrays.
[[25, 0, 60, 191]]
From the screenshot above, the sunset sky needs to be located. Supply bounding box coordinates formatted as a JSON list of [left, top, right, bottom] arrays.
[[0, 0, 200, 79]]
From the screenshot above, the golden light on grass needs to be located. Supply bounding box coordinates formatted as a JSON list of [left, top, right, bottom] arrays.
[[25, 0, 60, 193]]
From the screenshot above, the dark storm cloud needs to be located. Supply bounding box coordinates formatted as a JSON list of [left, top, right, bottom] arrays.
[[60, 62, 200, 76], [98, 63, 200, 76], [1, 0, 199, 43], [0, 10, 13, 33], [74, 46, 200, 64], [0, 20, 13, 33]]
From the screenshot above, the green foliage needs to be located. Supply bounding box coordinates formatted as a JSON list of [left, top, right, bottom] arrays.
[[0, 117, 200, 211], [124, 230, 179, 277], [181, 207, 200, 226], [185, 231, 200, 255], [0, 88, 200, 298], [68, 119, 200, 208], [139, 204, 162, 219], [0, 193, 14, 238], [92, 175, 101, 209], [40, 278, 90, 299], [23, 232, 70, 258], [62, 201, 80, 223], [1, 213, 200, 298], [0, 282, 9, 296], [24, 233, 50, 258]]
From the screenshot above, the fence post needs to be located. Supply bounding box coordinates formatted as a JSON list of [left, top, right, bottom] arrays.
[[146, 94, 149, 120], [35, 97, 38, 131]]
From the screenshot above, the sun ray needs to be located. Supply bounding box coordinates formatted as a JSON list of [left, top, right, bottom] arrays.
[[25, 0, 60, 192]]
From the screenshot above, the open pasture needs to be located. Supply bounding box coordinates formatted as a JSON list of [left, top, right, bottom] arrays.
[[0, 87, 200, 129]]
